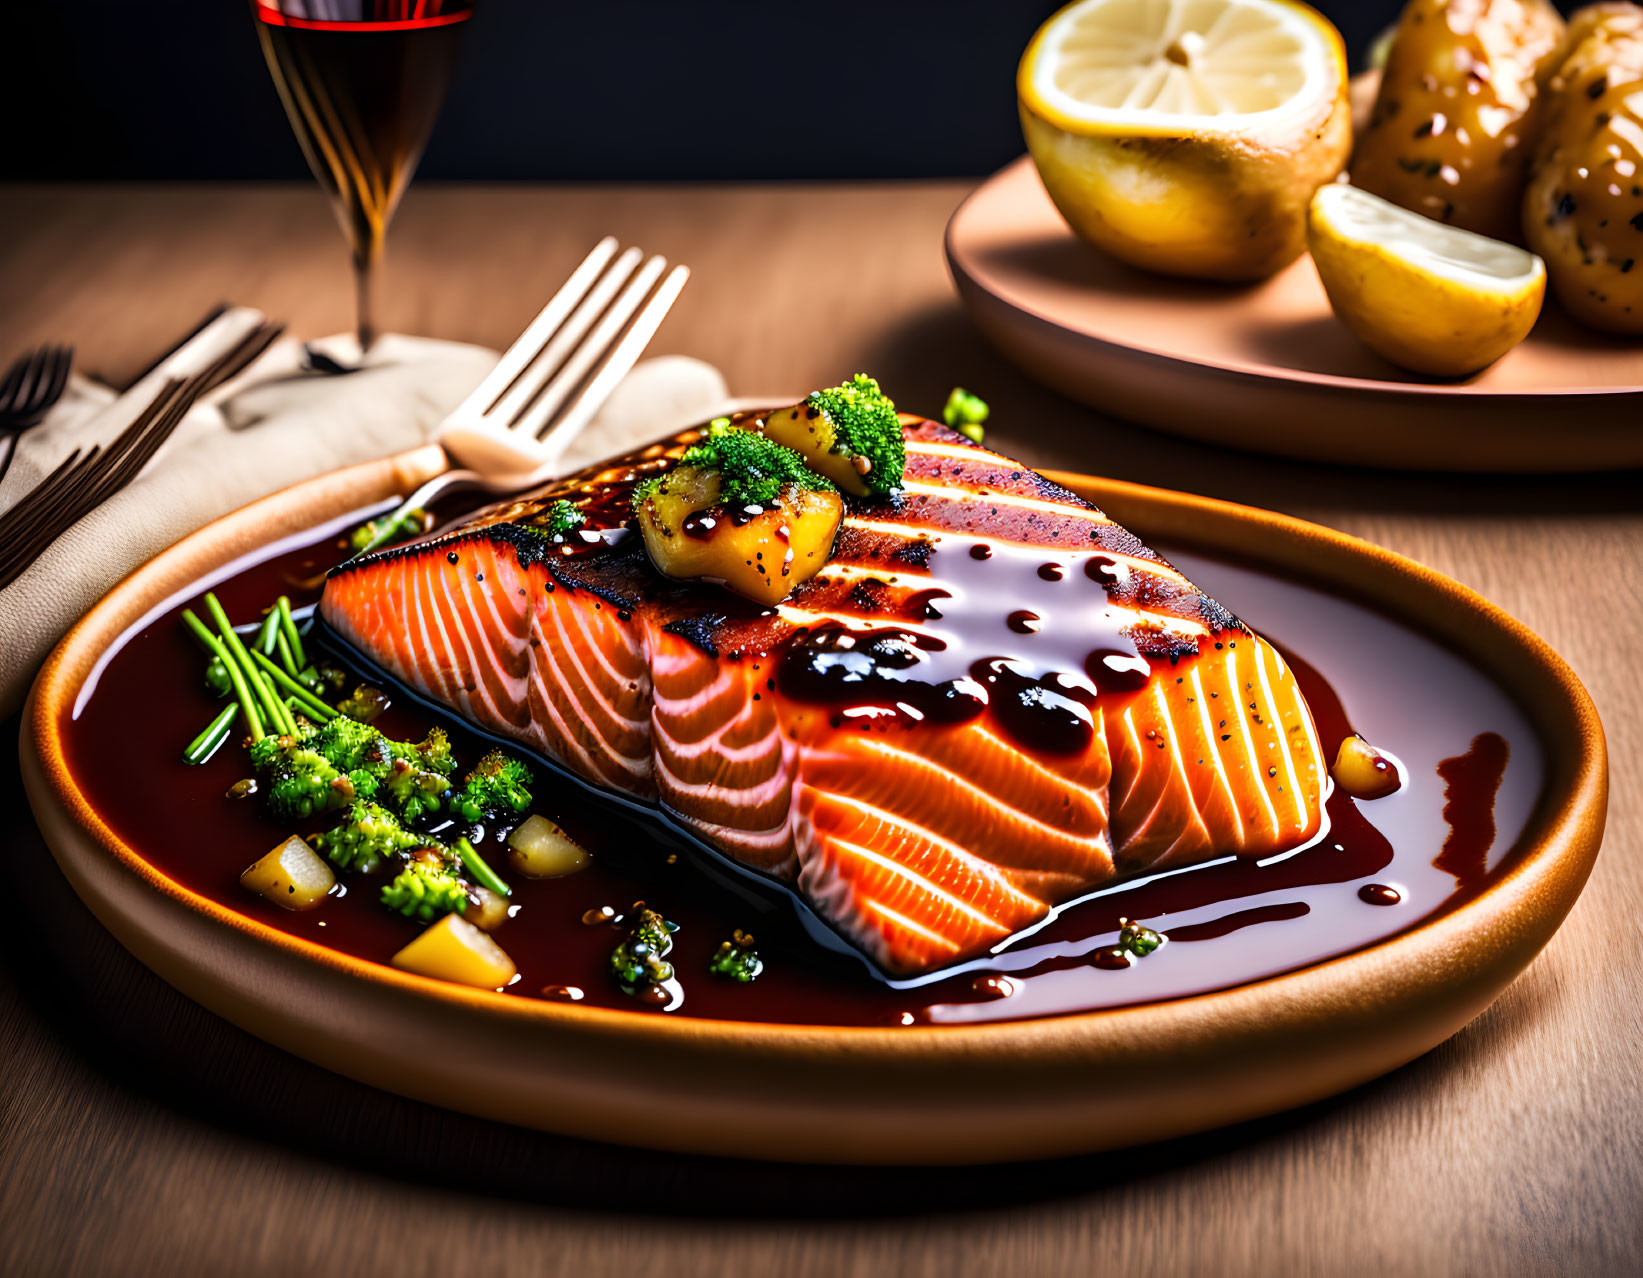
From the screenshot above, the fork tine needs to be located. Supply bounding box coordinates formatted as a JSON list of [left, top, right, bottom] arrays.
[[0, 350, 32, 414], [14, 346, 72, 429], [15, 350, 47, 409], [515, 254, 670, 441], [42, 347, 73, 411], [0, 381, 180, 587], [489, 246, 644, 429], [534, 263, 691, 452], [0, 324, 276, 589], [456, 238, 619, 421]]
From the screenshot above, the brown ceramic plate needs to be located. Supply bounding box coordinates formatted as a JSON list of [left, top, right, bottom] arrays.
[[20, 446, 1606, 1164], [947, 156, 1643, 471]]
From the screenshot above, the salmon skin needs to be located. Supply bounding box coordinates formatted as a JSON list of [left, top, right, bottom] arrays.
[[320, 414, 1327, 978]]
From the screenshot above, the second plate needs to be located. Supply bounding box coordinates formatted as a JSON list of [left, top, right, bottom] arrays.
[[947, 157, 1643, 472]]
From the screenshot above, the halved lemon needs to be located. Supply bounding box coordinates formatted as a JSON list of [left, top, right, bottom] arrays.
[[1019, 0, 1351, 281], [1308, 182, 1546, 377]]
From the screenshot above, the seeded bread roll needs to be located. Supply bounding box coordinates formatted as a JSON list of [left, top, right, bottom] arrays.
[[1522, 3, 1643, 332], [1352, 0, 1566, 242]]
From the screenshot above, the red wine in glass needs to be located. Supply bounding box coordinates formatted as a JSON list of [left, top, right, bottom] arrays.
[[252, 0, 474, 355]]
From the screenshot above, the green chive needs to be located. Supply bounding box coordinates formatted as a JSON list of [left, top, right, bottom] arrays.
[[183, 609, 264, 740], [251, 649, 337, 721], [274, 627, 300, 677], [277, 596, 307, 671], [183, 703, 239, 764], [182, 607, 222, 654], [455, 837, 511, 898], [205, 594, 294, 736], [254, 609, 280, 657]]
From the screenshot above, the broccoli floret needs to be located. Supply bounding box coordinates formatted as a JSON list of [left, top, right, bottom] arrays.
[[383, 729, 458, 821], [610, 905, 678, 990], [454, 749, 533, 823], [942, 386, 990, 444], [1117, 917, 1164, 958], [348, 506, 431, 554], [251, 719, 458, 825], [384, 758, 453, 824], [311, 715, 390, 772], [259, 730, 378, 821], [398, 725, 455, 775], [380, 851, 470, 922], [248, 725, 309, 773], [311, 801, 429, 874], [805, 374, 904, 494], [637, 422, 835, 510], [523, 499, 586, 540], [708, 929, 764, 983]]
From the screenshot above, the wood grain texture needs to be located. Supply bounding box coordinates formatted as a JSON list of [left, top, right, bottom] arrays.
[[0, 183, 1639, 1278]]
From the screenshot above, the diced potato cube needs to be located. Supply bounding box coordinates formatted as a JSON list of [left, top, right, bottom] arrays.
[[637, 467, 843, 606], [507, 814, 590, 879], [1332, 734, 1403, 801], [759, 402, 869, 495], [392, 914, 517, 989], [240, 835, 335, 911]]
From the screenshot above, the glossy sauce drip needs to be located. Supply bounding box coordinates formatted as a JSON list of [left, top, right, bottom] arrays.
[[905, 589, 946, 621], [778, 535, 1158, 755], [60, 511, 1543, 1028], [1434, 732, 1511, 884], [473, 411, 811, 561], [474, 432, 708, 559], [680, 511, 718, 541], [1166, 901, 1311, 942], [1085, 555, 1129, 589]]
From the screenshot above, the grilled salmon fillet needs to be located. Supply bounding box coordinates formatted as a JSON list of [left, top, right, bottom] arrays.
[[321, 415, 1326, 976]]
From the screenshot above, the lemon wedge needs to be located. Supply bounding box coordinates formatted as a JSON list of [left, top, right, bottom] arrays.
[[1018, 0, 1351, 281], [1307, 182, 1546, 377]]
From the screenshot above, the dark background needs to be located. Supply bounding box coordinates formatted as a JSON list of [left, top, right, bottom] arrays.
[[9, 1, 1410, 182]]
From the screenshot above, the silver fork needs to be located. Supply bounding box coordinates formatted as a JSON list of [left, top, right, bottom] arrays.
[[357, 239, 689, 555], [0, 344, 74, 491]]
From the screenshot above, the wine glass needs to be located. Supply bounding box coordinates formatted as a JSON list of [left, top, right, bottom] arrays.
[[251, 0, 475, 357]]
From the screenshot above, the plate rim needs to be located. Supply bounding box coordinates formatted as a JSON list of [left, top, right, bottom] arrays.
[[19, 442, 1610, 1161], [947, 154, 1643, 403]]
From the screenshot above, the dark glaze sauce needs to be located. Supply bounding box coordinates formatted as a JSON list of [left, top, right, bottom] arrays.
[[61, 510, 1545, 1027], [774, 533, 1165, 757], [484, 436, 699, 560], [1434, 733, 1511, 885], [1165, 900, 1312, 943]]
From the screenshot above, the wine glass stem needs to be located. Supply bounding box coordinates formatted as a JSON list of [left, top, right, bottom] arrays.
[[354, 248, 378, 355]]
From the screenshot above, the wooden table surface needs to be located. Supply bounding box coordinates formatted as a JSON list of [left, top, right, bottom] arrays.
[[0, 183, 1638, 1278]]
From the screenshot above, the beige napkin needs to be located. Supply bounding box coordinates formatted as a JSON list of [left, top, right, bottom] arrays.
[[0, 307, 729, 719]]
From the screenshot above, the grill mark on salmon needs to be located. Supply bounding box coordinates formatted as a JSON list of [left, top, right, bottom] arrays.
[[321, 414, 1325, 976]]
